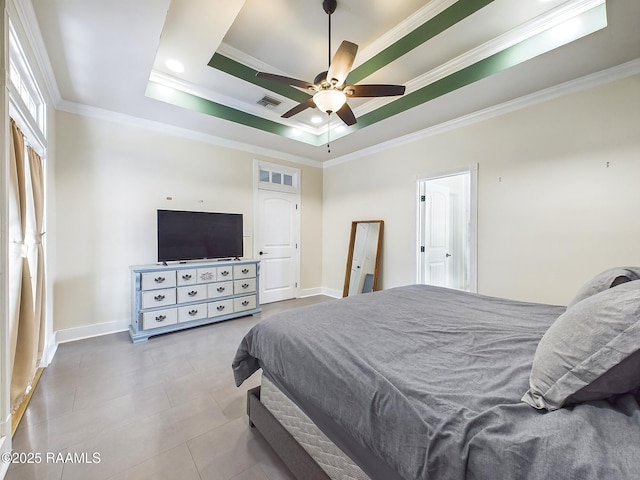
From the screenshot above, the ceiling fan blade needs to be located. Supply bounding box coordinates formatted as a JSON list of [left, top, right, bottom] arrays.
[[256, 72, 316, 91], [326, 41, 358, 87], [336, 102, 357, 126], [344, 84, 406, 97], [281, 97, 317, 118]]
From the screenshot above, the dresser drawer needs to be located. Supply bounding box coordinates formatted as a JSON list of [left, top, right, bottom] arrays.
[[177, 269, 197, 286], [234, 278, 256, 295], [196, 267, 217, 283], [177, 284, 207, 304], [234, 295, 257, 312], [208, 281, 233, 299], [216, 266, 233, 280], [178, 303, 208, 323], [142, 288, 176, 309], [141, 271, 176, 291], [208, 299, 234, 317], [233, 264, 256, 279], [142, 308, 177, 330]]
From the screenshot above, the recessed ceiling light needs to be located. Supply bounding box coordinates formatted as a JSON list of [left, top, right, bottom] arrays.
[[311, 116, 323, 124], [165, 59, 184, 73]]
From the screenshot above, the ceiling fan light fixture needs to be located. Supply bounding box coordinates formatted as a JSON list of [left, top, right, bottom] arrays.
[[313, 89, 346, 113]]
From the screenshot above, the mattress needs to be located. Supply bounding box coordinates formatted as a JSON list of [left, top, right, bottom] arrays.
[[234, 284, 640, 480], [261, 375, 370, 480]]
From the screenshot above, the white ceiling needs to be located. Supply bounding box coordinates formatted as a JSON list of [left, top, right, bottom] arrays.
[[29, 0, 640, 163]]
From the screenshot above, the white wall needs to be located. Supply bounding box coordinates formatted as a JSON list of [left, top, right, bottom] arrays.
[[323, 74, 640, 305], [53, 111, 323, 335]]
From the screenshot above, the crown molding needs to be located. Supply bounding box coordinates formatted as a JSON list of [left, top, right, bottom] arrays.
[[353, 0, 605, 118], [149, 70, 322, 137], [56, 99, 323, 169], [324, 59, 640, 168]]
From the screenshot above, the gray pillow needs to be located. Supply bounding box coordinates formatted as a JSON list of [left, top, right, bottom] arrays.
[[522, 280, 640, 411], [567, 266, 640, 308]]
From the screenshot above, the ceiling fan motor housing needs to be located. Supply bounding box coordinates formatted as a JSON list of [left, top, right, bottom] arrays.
[[323, 0, 337, 15]]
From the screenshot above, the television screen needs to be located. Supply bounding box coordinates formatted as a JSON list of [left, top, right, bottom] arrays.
[[157, 210, 243, 262]]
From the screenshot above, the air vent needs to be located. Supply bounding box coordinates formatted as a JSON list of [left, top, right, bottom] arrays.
[[257, 95, 282, 109]]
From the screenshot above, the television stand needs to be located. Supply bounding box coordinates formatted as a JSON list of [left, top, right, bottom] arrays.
[[129, 259, 261, 342]]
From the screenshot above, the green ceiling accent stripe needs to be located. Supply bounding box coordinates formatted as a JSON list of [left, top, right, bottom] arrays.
[[208, 54, 311, 103], [152, 3, 606, 147], [353, 6, 607, 130], [346, 0, 494, 86], [145, 81, 319, 145]]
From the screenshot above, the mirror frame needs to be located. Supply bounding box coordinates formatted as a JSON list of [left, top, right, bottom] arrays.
[[343, 220, 384, 297]]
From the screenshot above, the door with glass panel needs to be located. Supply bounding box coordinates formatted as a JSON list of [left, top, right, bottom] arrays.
[[255, 162, 300, 303]]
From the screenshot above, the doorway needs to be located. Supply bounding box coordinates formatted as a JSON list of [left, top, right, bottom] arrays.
[[254, 161, 301, 304], [417, 166, 477, 292]]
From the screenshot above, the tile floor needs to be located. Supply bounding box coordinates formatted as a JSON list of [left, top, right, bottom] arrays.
[[7, 295, 332, 480]]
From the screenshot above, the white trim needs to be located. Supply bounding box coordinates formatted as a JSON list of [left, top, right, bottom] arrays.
[[216, 0, 457, 79], [324, 59, 640, 168], [148, 70, 322, 137], [56, 99, 324, 169], [353, 0, 606, 118], [1, 0, 11, 464], [7, 0, 60, 105], [54, 319, 129, 345], [300, 287, 341, 299], [354, 0, 458, 70]]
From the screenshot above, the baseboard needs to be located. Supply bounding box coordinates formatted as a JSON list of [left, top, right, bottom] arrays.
[[299, 287, 342, 299], [0, 433, 10, 479], [54, 319, 129, 345]]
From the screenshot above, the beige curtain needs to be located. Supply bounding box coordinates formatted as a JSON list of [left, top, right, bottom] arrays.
[[8, 118, 42, 413], [28, 147, 47, 364]]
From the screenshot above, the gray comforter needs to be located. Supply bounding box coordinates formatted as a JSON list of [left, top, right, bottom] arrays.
[[233, 285, 640, 480]]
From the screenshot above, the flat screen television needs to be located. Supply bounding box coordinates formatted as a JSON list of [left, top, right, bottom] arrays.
[[157, 209, 243, 262]]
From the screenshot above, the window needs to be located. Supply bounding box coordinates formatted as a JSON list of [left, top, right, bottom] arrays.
[[258, 166, 298, 191], [9, 21, 46, 137]]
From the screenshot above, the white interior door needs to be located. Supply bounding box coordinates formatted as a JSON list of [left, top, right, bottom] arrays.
[[418, 168, 477, 292], [256, 189, 299, 303], [423, 184, 452, 287]]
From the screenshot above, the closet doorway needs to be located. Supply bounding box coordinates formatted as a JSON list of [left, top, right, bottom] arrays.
[[417, 166, 477, 292]]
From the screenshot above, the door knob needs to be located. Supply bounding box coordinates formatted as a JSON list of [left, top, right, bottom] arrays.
[[259, 251, 269, 255], [445, 253, 452, 258]]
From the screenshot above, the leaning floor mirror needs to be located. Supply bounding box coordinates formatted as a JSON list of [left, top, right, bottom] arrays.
[[343, 220, 384, 297]]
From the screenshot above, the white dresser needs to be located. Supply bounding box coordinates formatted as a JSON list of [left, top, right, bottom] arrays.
[[129, 259, 261, 342]]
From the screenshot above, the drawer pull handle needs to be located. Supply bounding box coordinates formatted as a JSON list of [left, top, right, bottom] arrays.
[[242, 283, 249, 289], [154, 294, 165, 301], [155, 315, 166, 322], [188, 309, 198, 316], [242, 268, 249, 274], [217, 286, 226, 292], [182, 274, 192, 280], [188, 290, 198, 297], [154, 276, 166, 283], [220, 270, 230, 276], [216, 305, 225, 311], [242, 300, 250, 306]]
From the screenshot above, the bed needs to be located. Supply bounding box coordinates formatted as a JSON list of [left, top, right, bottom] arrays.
[[233, 269, 640, 480]]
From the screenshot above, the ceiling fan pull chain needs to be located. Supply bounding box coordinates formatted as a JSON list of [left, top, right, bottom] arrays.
[[327, 114, 331, 153]]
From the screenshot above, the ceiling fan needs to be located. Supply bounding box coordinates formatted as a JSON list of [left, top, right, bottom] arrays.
[[256, 0, 406, 127]]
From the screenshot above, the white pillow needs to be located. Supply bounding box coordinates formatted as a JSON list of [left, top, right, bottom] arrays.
[[523, 280, 640, 411]]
